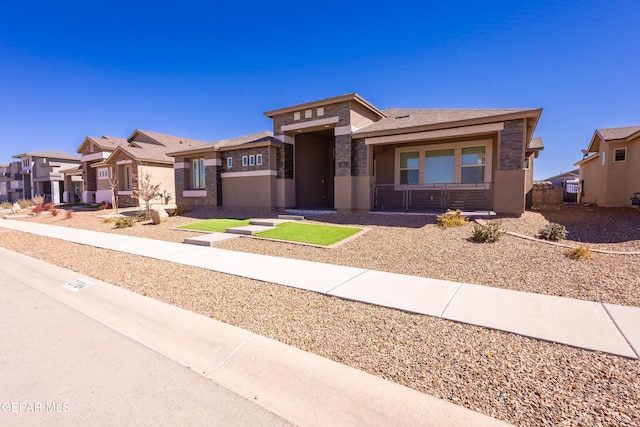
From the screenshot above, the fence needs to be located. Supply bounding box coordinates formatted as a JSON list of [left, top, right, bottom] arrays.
[[373, 183, 493, 212]]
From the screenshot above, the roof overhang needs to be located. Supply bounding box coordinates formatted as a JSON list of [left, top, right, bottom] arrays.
[[218, 139, 281, 152], [364, 122, 504, 146], [574, 152, 600, 166], [264, 93, 386, 120]]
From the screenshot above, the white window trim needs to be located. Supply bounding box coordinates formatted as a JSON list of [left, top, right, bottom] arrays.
[[394, 139, 492, 188], [613, 147, 627, 163], [242, 156, 248, 167], [227, 157, 233, 168], [256, 154, 263, 166], [249, 155, 255, 166]]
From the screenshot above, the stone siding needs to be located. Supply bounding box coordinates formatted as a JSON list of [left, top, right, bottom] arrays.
[[500, 119, 525, 170], [223, 147, 270, 173], [352, 138, 368, 176], [277, 144, 294, 179]]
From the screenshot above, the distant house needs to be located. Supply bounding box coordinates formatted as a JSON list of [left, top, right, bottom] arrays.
[[10, 151, 81, 203], [169, 93, 544, 214], [543, 169, 579, 188], [76, 129, 207, 206], [575, 125, 640, 207]]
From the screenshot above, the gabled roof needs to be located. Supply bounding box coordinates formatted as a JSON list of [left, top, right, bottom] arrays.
[[77, 135, 129, 154], [166, 131, 274, 156], [104, 144, 175, 165], [353, 107, 543, 137], [13, 150, 80, 161], [586, 125, 640, 153], [128, 129, 209, 148], [544, 169, 578, 181], [264, 93, 386, 119]]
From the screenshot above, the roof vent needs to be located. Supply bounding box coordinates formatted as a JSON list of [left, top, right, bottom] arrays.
[[395, 115, 410, 119]]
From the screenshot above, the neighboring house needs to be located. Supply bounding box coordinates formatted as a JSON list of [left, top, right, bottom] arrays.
[[574, 125, 640, 207], [543, 169, 579, 188], [170, 93, 543, 214], [0, 163, 10, 203], [11, 151, 81, 203], [59, 165, 84, 203], [76, 129, 208, 207]]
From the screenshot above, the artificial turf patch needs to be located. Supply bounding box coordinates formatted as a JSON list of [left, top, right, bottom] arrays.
[[255, 222, 361, 246]]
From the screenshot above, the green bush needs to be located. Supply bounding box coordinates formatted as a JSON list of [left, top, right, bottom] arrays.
[[472, 221, 504, 243], [537, 222, 568, 241], [436, 209, 467, 228], [114, 216, 136, 228]]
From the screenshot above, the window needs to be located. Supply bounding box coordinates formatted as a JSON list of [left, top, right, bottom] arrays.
[[98, 168, 109, 179], [614, 148, 626, 162], [242, 156, 248, 166], [227, 157, 233, 168], [122, 166, 131, 190], [461, 146, 486, 184], [22, 158, 30, 168], [523, 157, 530, 169], [424, 149, 454, 183], [400, 152, 419, 184], [192, 159, 205, 189], [601, 152, 606, 165], [256, 154, 263, 166], [249, 155, 255, 166]]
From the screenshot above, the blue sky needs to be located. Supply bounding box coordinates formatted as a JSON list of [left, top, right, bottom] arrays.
[[1, 1, 638, 180]]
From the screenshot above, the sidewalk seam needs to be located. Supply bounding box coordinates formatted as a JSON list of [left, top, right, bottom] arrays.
[[324, 269, 370, 295], [209, 334, 259, 373], [439, 283, 464, 318], [602, 303, 639, 359]]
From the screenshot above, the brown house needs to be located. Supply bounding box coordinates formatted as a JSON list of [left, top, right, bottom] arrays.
[[575, 125, 640, 207], [77, 129, 207, 206], [170, 93, 543, 214]]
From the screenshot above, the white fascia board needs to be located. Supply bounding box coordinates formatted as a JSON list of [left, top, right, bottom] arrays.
[[280, 116, 340, 132], [116, 160, 133, 165], [220, 170, 277, 178], [81, 152, 109, 162], [364, 123, 505, 145]]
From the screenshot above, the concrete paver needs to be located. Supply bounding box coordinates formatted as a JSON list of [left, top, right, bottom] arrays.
[[184, 232, 240, 246], [442, 283, 637, 358], [226, 224, 275, 235], [0, 218, 638, 360], [0, 247, 511, 426]]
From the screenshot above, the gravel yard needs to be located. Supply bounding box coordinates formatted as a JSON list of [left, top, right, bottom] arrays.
[[1, 204, 639, 426]]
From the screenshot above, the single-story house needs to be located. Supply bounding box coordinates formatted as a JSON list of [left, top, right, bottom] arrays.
[[77, 129, 207, 206], [11, 151, 81, 203], [543, 169, 579, 188], [575, 125, 640, 207], [169, 93, 544, 214]]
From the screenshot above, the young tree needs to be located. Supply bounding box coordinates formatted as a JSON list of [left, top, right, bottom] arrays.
[[107, 166, 119, 215], [132, 164, 162, 216]]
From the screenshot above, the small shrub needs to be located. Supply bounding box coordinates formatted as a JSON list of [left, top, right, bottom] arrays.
[[17, 198, 32, 209], [43, 202, 55, 211], [472, 221, 504, 243], [169, 205, 190, 217], [537, 222, 568, 241], [31, 205, 45, 216], [50, 208, 59, 216], [436, 209, 467, 228], [0, 201, 12, 209], [565, 246, 592, 260], [102, 217, 114, 223], [135, 211, 152, 222], [114, 216, 135, 228], [64, 210, 74, 219], [31, 194, 45, 206], [98, 201, 112, 210]]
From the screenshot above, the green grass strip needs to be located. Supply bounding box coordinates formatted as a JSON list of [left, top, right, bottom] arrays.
[[179, 218, 250, 232], [255, 222, 361, 246]]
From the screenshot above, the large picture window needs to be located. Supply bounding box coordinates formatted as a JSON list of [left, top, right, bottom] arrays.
[[399, 152, 419, 184], [192, 159, 205, 189], [461, 147, 486, 184], [425, 149, 454, 183]]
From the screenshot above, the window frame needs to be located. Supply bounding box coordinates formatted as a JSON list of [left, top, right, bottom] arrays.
[[256, 154, 263, 166], [192, 158, 205, 189], [249, 155, 256, 166], [242, 156, 248, 167], [227, 157, 233, 168], [614, 147, 627, 163], [399, 151, 420, 185]]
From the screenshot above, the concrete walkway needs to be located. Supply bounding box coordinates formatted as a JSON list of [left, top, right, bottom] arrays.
[[1, 218, 639, 359]]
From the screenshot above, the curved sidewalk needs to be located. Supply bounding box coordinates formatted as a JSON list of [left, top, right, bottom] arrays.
[[1, 218, 639, 359]]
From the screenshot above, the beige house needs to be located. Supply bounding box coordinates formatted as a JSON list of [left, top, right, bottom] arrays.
[[77, 129, 207, 207], [575, 125, 640, 207], [170, 93, 543, 214], [11, 151, 81, 203]]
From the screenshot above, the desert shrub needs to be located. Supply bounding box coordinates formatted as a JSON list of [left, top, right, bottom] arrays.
[[472, 221, 504, 243], [31, 205, 45, 216], [114, 216, 135, 228], [50, 208, 59, 216], [135, 211, 152, 222], [17, 199, 32, 209], [102, 217, 114, 223], [436, 209, 467, 228], [169, 205, 190, 217], [43, 202, 55, 211], [31, 194, 44, 206], [565, 246, 592, 260], [537, 222, 568, 241], [0, 201, 12, 209], [64, 210, 74, 219], [99, 201, 111, 210]]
